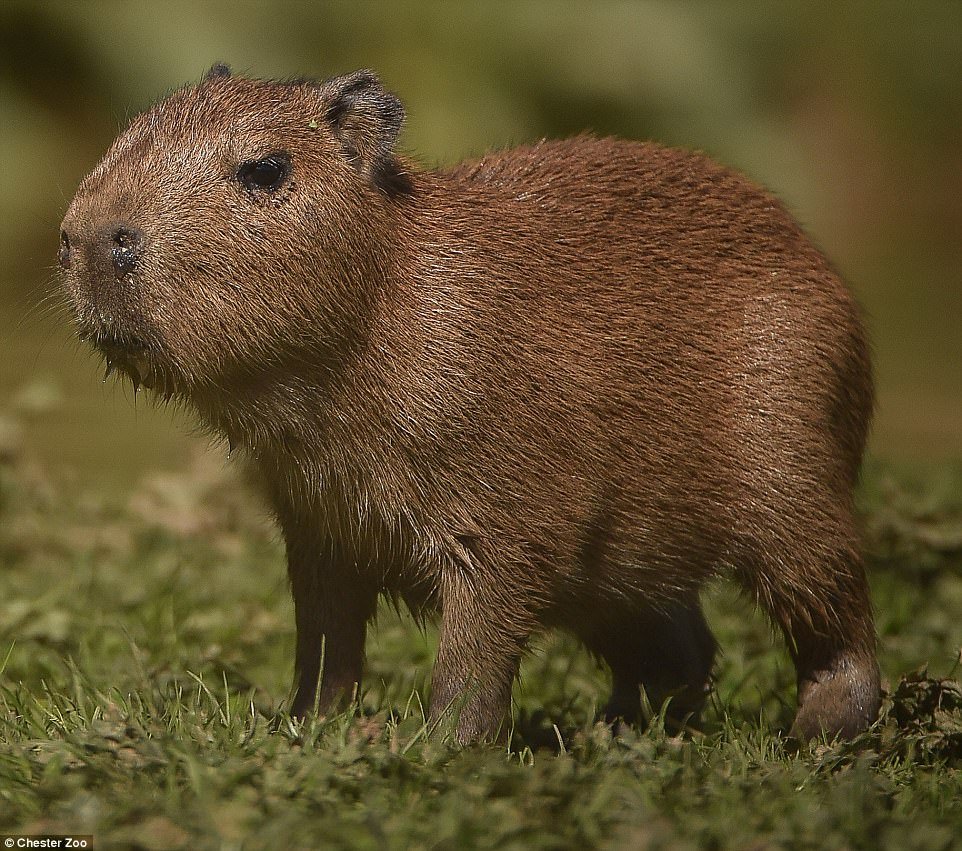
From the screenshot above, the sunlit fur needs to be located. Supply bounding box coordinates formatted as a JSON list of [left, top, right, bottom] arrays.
[[60, 68, 880, 744]]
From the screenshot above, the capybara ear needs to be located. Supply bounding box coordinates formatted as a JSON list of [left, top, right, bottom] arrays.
[[203, 62, 232, 81], [319, 70, 409, 195]]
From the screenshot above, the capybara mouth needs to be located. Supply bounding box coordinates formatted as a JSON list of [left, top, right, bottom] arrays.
[[79, 326, 174, 395]]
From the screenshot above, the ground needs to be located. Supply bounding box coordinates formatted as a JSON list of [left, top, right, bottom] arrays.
[[1, 451, 960, 850]]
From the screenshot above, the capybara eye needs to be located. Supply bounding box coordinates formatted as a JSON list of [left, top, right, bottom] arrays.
[[236, 153, 291, 193], [58, 230, 71, 269]]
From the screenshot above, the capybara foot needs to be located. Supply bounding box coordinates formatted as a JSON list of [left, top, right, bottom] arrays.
[[791, 652, 881, 740]]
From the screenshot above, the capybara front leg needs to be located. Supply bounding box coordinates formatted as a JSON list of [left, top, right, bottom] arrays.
[[286, 541, 378, 719], [428, 571, 530, 744]]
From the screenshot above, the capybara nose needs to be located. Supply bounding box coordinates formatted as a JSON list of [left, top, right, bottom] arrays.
[[58, 220, 145, 279], [109, 225, 144, 277]]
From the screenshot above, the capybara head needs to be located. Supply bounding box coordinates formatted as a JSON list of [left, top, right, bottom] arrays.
[[59, 65, 408, 398]]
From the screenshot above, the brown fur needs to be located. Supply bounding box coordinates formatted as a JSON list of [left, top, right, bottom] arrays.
[[59, 67, 881, 743]]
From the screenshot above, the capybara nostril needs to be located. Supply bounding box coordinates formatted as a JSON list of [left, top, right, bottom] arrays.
[[110, 225, 144, 277]]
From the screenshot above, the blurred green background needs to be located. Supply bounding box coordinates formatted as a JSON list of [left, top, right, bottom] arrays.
[[1, 0, 959, 489]]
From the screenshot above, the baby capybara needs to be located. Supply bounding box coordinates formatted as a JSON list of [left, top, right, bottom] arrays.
[[59, 66, 880, 743]]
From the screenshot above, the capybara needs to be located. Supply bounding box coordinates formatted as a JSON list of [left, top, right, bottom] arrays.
[[59, 65, 881, 743]]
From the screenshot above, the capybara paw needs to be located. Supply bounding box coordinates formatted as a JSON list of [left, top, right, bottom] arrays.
[[791, 655, 881, 740]]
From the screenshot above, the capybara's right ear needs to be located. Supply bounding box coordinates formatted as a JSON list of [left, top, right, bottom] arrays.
[[319, 70, 409, 195]]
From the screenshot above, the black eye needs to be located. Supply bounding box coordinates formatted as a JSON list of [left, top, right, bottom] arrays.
[[236, 153, 291, 193]]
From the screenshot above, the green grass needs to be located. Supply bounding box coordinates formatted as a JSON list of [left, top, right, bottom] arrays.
[[1, 451, 961, 849]]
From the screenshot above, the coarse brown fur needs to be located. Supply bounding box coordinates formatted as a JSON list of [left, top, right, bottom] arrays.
[[59, 66, 881, 744]]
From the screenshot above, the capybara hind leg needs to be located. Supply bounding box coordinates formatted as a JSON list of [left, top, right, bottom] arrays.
[[754, 552, 880, 740], [582, 598, 717, 727], [791, 645, 880, 740]]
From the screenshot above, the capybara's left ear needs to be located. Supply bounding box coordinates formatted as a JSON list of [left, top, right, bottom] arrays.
[[203, 62, 232, 81]]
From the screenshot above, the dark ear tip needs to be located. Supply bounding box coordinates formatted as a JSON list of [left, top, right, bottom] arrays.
[[204, 63, 232, 81], [381, 91, 405, 126], [324, 69, 405, 134], [330, 68, 383, 97]]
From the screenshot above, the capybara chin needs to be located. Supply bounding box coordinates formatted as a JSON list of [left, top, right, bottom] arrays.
[[59, 64, 880, 744]]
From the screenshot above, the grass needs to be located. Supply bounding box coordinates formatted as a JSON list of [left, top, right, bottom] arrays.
[[1, 449, 961, 849]]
